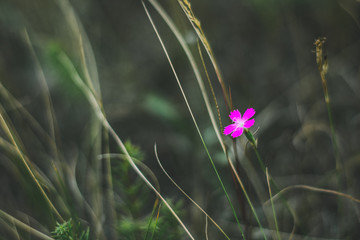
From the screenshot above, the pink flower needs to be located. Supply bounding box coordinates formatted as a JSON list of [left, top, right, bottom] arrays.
[[223, 108, 255, 138]]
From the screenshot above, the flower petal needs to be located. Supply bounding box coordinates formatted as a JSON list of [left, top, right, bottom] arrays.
[[243, 118, 255, 128], [231, 127, 244, 138], [223, 123, 237, 135], [243, 108, 255, 121], [229, 109, 241, 122]]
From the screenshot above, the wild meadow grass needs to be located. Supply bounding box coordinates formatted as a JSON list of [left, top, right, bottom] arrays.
[[0, 0, 360, 239]]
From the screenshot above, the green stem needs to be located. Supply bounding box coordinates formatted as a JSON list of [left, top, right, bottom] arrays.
[[245, 130, 281, 192], [144, 199, 159, 240], [315, 38, 343, 190], [231, 138, 268, 240], [266, 168, 281, 240], [245, 130, 298, 235], [150, 203, 162, 240], [235, 174, 268, 240], [232, 139, 249, 233], [207, 147, 246, 239], [143, 1, 244, 237], [244, 130, 265, 173], [325, 96, 342, 190]]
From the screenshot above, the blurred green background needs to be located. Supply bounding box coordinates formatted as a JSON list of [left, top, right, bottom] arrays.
[[0, 0, 360, 239]]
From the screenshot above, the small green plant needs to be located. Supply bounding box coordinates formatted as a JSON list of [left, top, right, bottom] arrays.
[[52, 219, 89, 240], [113, 141, 185, 240]]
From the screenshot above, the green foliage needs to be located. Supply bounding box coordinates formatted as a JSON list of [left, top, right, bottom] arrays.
[[150, 200, 185, 240], [113, 141, 148, 216], [116, 199, 185, 240], [52, 219, 89, 240], [113, 141, 185, 240]]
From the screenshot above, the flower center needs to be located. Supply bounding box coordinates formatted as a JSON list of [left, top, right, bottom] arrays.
[[235, 119, 245, 128]]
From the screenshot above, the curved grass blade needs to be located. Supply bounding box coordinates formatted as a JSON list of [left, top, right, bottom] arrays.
[[177, 0, 231, 110], [245, 130, 298, 239], [23, 29, 60, 160], [142, 1, 245, 238], [314, 37, 344, 192], [154, 144, 231, 240], [147, 3, 272, 238], [53, 1, 112, 237], [150, 202, 162, 240], [0, 210, 54, 240], [0, 108, 63, 222], [56, 49, 195, 240], [197, 41, 224, 137], [98, 153, 161, 240], [144, 198, 160, 240], [205, 214, 209, 240], [266, 168, 281, 240], [267, 184, 360, 205], [148, 0, 226, 153]]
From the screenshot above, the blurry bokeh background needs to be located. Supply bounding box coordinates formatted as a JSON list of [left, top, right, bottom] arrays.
[[1, 0, 360, 239]]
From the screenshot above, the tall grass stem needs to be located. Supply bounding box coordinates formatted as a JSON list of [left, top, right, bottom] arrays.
[[143, 1, 247, 237]]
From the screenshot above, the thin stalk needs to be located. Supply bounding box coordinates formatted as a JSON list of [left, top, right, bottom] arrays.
[[148, 0, 226, 153], [178, 0, 231, 110], [239, 184, 267, 240], [23, 29, 59, 161], [146, 1, 268, 238], [232, 139, 249, 236], [242, 141, 279, 239], [199, 39, 250, 235], [58, 50, 195, 239], [0, 215, 21, 240], [245, 130, 265, 173], [225, 147, 267, 240], [144, 198, 159, 240], [314, 38, 342, 188], [102, 129, 117, 239], [244, 130, 298, 238], [0, 109, 63, 222], [267, 184, 360, 205], [150, 203, 162, 240], [143, 1, 245, 237], [154, 145, 231, 240], [197, 41, 224, 133], [205, 215, 209, 240], [266, 168, 281, 240], [0, 210, 54, 240]]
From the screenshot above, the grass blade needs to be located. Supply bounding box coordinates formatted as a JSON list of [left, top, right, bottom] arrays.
[[266, 168, 281, 240], [142, 1, 245, 237], [154, 144, 231, 240], [0, 210, 54, 240], [0, 107, 63, 222], [148, 0, 226, 153], [56, 49, 195, 240]]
